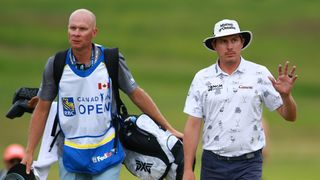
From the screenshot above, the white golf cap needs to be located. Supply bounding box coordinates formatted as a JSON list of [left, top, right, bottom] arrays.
[[203, 19, 252, 51]]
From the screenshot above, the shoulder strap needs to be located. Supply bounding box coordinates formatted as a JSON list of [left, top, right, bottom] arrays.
[[103, 48, 128, 117], [53, 50, 68, 89], [49, 50, 67, 147], [104, 47, 128, 153]]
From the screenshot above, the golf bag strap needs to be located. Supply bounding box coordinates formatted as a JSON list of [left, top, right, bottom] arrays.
[[104, 48, 128, 153], [49, 130, 61, 152], [169, 138, 183, 161], [104, 48, 128, 117], [47, 50, 67, 152], [51, 113, 59, 137], [160, 165, 172, 180], [53, 50, 68, 90], [48, 107, 61, 152]]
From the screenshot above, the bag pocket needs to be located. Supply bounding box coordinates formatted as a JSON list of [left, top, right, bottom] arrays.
[[62, 137, 125, 174]]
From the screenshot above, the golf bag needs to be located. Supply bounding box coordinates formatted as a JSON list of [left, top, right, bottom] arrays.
[[104, 48, 186, 180], [120, 114, 184, 180]]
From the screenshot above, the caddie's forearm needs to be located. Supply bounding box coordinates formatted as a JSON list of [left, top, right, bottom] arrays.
[[278, 94, 297, 121], [26, 100, 51, 154]]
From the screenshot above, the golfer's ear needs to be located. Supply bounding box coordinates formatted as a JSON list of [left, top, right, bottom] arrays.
[[240, 35, 245, 48], [211, 40, 216, 49]]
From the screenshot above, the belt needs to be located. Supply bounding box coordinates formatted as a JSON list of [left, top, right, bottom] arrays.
[[207, 149, 262, 161]]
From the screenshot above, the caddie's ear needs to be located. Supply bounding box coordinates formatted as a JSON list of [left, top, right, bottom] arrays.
[[92, 27, 98, 38]]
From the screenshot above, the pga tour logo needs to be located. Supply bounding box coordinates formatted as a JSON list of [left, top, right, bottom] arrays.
[[92, 152, 113, 163]]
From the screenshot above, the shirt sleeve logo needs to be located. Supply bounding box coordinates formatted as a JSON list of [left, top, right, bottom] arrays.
[[62, 97, 76, 116]]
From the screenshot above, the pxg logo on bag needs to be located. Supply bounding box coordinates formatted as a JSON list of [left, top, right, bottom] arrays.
[[135, 160, 153, 174], [62, 97, 76, 116]]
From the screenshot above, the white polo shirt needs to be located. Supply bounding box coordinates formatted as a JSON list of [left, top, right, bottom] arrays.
[[184, 58, 282, 157]]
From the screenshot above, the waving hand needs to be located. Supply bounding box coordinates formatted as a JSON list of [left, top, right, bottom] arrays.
[[268, 61, 298, 96]]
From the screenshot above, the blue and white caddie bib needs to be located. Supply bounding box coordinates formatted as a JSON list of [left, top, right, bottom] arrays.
[[57, 47, 125, 174]]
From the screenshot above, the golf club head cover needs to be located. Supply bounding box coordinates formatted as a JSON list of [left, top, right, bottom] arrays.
[[12, 87, 39, 104], [6, 87, 39, 119]]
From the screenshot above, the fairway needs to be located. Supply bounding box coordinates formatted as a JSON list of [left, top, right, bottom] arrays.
[[1, 0, 320, 179]]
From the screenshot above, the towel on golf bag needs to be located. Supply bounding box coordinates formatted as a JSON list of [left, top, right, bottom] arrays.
[[120, 114, 184, 180]]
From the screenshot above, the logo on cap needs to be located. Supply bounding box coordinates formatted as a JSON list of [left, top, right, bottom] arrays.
[[219, 23, 236, 32]]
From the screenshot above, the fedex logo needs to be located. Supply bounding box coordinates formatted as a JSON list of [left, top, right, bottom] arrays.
[[92, 152, 113, 163]]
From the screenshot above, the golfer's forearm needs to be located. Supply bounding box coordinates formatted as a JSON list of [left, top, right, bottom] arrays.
[[183, 118, 201, 170], [278, 94, 297, 121], [184, 144, 197, 170]]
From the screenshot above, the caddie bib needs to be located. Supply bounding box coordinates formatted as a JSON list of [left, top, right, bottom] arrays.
[[57, 47, 125, 174]]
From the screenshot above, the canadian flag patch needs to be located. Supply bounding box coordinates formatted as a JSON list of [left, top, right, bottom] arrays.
[[98, 82, 109, 90]]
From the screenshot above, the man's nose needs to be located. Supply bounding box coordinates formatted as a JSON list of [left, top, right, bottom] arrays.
[[72, 29, 81, 36], [226, 41, 233, 49]]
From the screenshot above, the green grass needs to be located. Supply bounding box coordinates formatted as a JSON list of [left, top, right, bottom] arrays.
[[0, 0, 320, 179]]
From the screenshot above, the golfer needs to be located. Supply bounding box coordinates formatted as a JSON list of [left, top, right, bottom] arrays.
[[182, 19, 297, 180]]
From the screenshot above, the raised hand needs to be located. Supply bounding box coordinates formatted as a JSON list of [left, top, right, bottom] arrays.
[[268, 61, 298, 97]]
